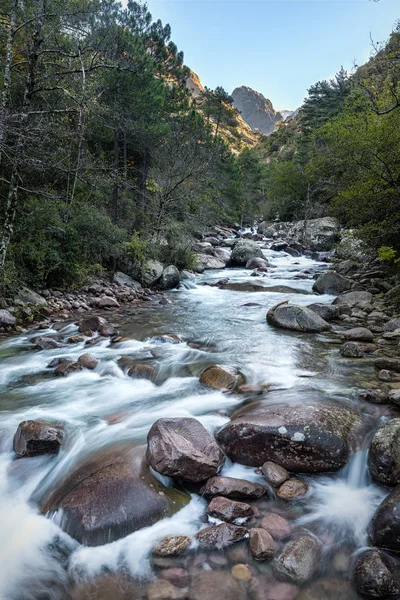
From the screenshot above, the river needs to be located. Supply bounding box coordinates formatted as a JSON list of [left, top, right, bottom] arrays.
[[0, 250, 389, 599]]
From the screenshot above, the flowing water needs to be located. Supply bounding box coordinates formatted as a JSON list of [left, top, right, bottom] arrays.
[[0, 250, 390, 599]]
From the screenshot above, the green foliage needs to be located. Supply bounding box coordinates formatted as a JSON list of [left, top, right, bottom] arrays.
[[378, 246, 400, 264], [123, 232, 148, 266]]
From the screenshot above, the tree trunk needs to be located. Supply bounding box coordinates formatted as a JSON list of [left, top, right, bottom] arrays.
[[0, 0, 18, 163], [111, 125, 119, 224], [139, 149, 148, 225]]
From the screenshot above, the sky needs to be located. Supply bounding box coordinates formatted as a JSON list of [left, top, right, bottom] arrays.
[[144, 0, 400, 110]]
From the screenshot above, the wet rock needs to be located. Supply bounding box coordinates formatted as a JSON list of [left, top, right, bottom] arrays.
[[231, 239, 264, 266], [333, 290, 373, 308], [194, 254, 226, 271], [306, 303, 340, 321], [0, 309, 16, 327], [354, 549, 400, 598], [370, 484, 400, 551], [146, 417, 225, 483], [206, 496, 254, 523], [340, 342, 363, 358], [262, 461, 289, 487], [153, 535, 191, 557], [78, 316, 107, 334], [246, 257, 270, 269], [151, 334, 181, 344], [147, 579, 187, 600], [249, 528, 276, 560], [277, 478, 308, 499], [13, 420, 64, 457], [128, 363, 157, 382], [99, 323, 118, 337], [161, 266, 180, 290], [200, 476, 267, 499], [78, 353, 99, 370], [267, 302, 330, 333], [54, 360, 83, 376], [70, 574, 142, 600], [199, 364, 244, 390], [195, 523, 248, 549], [222, 282, 309, 294], [160, 569, 190, 588], [260, 513, 292, 540], [297, 578, 357, 600], [47, 356, 72, 368], [98, 295, 119, 308], [68, 335, 85, 343], [216, 401, 365, 471], [188, 571, 246, 600], [383, 318, 400, 333], [375, 358, 400, 373], [360, 390, 389, 404], [231, 563, 252, 581], [32, 335, 64, 350], [249, 577, 299, 600], [41, 445, 189, 546], [142, 260, 164, 286], [343, 327, 374, 342], [312, 271, 352, 295], [378, 369, 392, 381], [368, 419, 400, 486], [275, 535, 321, 584]]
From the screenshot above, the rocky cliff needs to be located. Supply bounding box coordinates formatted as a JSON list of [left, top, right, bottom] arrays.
[[232, 86, 283, 135]]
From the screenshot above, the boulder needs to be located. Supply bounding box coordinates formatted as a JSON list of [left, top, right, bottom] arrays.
[[194, 254, 226, 272], [161, 266, 180, 290], [260, 513, 292, 540], [17, 286, 47, 305], [354, 549, 400, 598], [54, 360, 83, 376], [306, 303, 339, 321], [216, 401, 365, 471], [142, 260, 164, 286], [262, 461, 289, 487], [312, 271, 352, 295], [99, 323, 118, 337], [195, 523, 248, 549], [78, 316, 107, 334], [113, 272, 142, 289], [32, 335, 64, 350], [41, 445, 189, 546], [267, 302, 330, 333], [128, 364, 157, 382], [188, 571, 246, 600], [231, 240, 264, 266], [98, 295, 119, 308], [146, 417, 225, 483], [245, 257, 270, 270], [343, 327, 374, 342], [206, 496, 254, 523], [200, 476, 266, 499], [375, 358, 400, 373], [13, 420, 64, 457], [78, 353, 99, 370], [199, 364, 244, 390], [297, 216, 340, 250], [332, 290, 373, 308], [274, 536, 321, 584], [221, 282, 309, 294], [368, 419, 400, 486], [369, 484, 400, 551], [271, 242, 288, 252], [340, 342, 363, 358], [249, 528, 276, 561], [383, 318, 400, 333], [277, 478, 308, 500], [152, 535, 191, 557], [0, 309, 16, 327]]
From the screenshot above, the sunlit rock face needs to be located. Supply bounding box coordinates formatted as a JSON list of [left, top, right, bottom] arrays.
[[232, 86, 282, 135]]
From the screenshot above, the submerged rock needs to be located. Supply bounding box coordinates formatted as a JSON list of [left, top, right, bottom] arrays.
[[128, 363, 157, 382], [216, 401, 365, 471], [369, 485, 400, 552], [354, 549, 400, 598], [54, 360, 82, 376], [199, 364, 244, 390], [260, 513, 292, 540], [32, 335, 64, 350], [368, 419, 400, 486], [78, 353, 99, 370], [231, 239, 264, 266], [146, 417, 225, 483], [249, 528, 276, 560], [267, 302, 330, 333], [188, 571, 246, 600], [152, 535, 191, 557], [13, 420, 64, 457], [274, 535, 321, 584], [200, 475, 266, 499], [41, 445, 189, 546], [312, 271, 352, 295]]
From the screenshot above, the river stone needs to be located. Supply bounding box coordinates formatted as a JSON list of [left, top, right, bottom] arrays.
[[312, 271, 352, 295], [188, 571, 246, 600], [306, 303, 340, 321], [41, 445, 189, 546], [70, 574, 142, 600], [340, 342, 363, 358], [78, 316, 107, 334], [78, 353, 99, 370], [216, 401, 365, 471], [152, 535, 191, 557], [274, 536, 321, 584], [32, 335, 64, 350], [13, 420, 64, 457], [260, 513, 292, 540], [54, 360, 83, 376], [147, 579, 187, 600], [141, 259, 163, 286], [199, 364, 244, 390], [369, 484, 400, 551], [0, 309, 16, 327], [368, 419, 400, 486], [245, 257, 269, 269], [375, 358, 400, 373], [17, 286, 47, 305], [146, 417, 225, 483], [231, 564, 252, 582], [343, 327, 374, 342], [161, 266, 180, 290], [200, 475, 266, 499], [230, 239, 264, 266], [113, 272, 142, 289], [354, 549, 400, 598], [262, 461, 289, 487], [128, 364, 157, 382], [99, 323, 118, 337], [221, 282, 309, 294], [195, 523, 248, 549], [383, 318, 400, 332], [249, 577, 299, 600], [277, 478, 308, 500], [206, 496, 254, 523], [332, 290, 373, 308], [249, 528, 276, 560], [160, 569, 190, 588], [267, 303, 330, 333], [98, 295, 119, 308], [194, 253, 226, 271]]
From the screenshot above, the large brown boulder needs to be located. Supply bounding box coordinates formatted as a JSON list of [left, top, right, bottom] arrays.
[[41, 445, 189, 546], [267, 302, 330, 333], [369, 485, 400, 552], [199, 365, 244, 390], [368, 419, 400, 486], [146, 417, 225, 483], [13, 420, 64, 457], [216, 401, 366, 471]]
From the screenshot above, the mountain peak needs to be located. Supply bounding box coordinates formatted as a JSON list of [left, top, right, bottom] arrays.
[[231, 86, 282, 135]]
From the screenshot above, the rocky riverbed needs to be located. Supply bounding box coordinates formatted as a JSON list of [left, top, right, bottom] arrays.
[[1, 221, 400, 600]]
